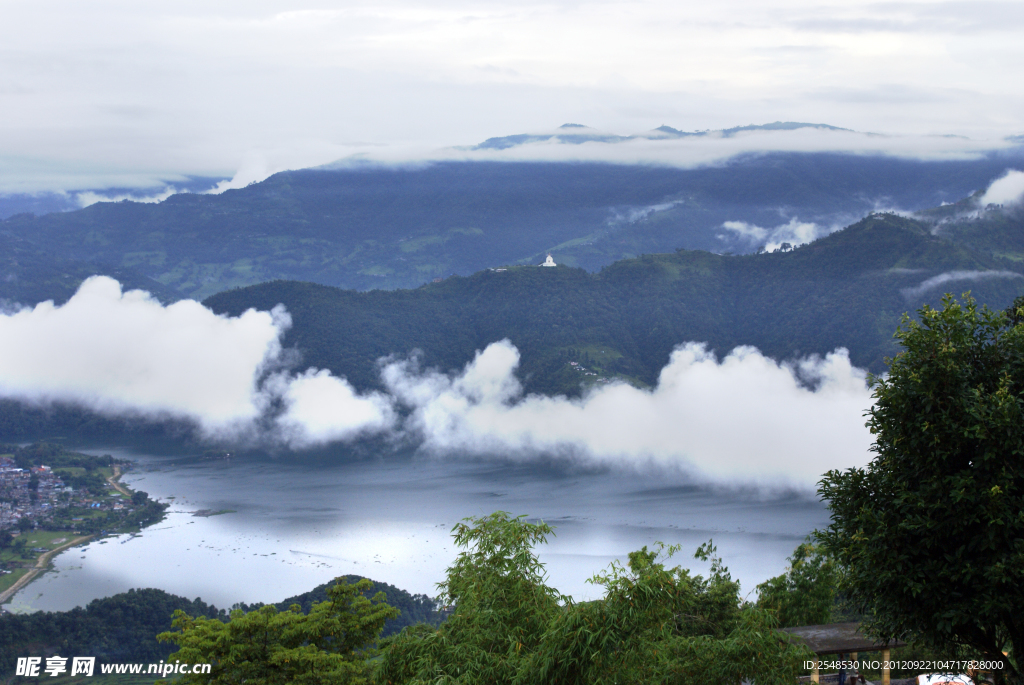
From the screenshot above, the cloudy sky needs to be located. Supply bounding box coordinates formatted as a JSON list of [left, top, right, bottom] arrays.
[[2, 0, 1022, 193]]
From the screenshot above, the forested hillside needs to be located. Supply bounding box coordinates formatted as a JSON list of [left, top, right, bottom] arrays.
[[235, 575, 444, 637], [1, 152, 1017, 301], [0, 576, 441, 672], [918, 197, 1024, 262], [0, 589, 227, 672], [205, 213, 1024, 396], [0, 233, 181, 307]]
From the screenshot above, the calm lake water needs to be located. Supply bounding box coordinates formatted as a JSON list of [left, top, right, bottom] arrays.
[[5, 448, 830, 612]]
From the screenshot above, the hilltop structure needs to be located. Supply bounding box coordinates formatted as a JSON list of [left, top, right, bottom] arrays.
[[541, 254, 556, 267]]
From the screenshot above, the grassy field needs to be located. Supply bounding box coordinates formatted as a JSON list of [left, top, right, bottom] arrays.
[[1, 530, 78, 563], [0, 529, 81, 593], [0, 567, 29, 594], [13, 530, 75, 549]]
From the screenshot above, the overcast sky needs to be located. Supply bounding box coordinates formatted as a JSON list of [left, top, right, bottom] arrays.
[[2, 0, 1022, 193]]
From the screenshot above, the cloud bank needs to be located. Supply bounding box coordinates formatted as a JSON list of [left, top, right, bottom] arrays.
[[75, 187, 184, 208], [0, 277, 394, 444], [980, 169, 1024, 206], [0, 278, 874, 486], [383, 340, 872, 486]]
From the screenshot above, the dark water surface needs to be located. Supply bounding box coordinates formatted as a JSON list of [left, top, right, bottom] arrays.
[[6, 448, 829, 612]]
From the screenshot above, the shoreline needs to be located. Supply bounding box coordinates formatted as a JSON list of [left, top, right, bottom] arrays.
[[0, 534, 94, 605]]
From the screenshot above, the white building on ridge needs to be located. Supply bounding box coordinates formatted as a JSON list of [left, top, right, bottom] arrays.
[[541, 254, 556, 267]]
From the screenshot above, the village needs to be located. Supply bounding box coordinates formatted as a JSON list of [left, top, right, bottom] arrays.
[[0, 444, 167, 602], [0, 455, 130, 530]]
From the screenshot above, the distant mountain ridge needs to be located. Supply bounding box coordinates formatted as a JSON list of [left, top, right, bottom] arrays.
[[472, 121, 851, 150], [2, 151, 1019, 303]]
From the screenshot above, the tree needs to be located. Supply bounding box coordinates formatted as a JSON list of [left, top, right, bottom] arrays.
[[819, 294, 1024, 683], [158, 577, 399, 685], [519, 542, 809, 685], [756, 540, 841, 628], [375, 512, 810, 685], [375, 511, 561, 685]]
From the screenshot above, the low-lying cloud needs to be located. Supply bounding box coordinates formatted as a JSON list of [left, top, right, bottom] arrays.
[[383, 340, 872, 486], [271, 369, 395, 448], [0, 278, 875, 486], [720, 216, 828, 251], [326, 127, 1018, 180], [901, 270, 1024, 300], [76, 187, 183, 208], [0, 277, 393, 444]]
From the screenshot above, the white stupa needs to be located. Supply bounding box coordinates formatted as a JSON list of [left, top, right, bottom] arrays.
[[541, 254, 556, 267]]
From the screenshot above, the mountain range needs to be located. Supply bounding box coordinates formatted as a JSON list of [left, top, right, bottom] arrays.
[[2, 128, 1021, 302]]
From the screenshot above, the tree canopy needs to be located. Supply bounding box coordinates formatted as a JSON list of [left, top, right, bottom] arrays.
[[755, 540, 841, 628], [375, 511, 810, 685], [819, 294, 1024, 683], [158, 577, 399, 685]]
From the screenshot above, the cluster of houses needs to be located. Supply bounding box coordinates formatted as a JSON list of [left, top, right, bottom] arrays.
[[568, 361, 611, 384], [0, 456, 117, 532]]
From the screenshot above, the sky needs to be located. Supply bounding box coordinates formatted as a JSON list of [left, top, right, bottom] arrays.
[[2, 0, 1023, 194]]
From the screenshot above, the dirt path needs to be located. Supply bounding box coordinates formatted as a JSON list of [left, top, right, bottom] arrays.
[[107, 465, 131, 497], [0, 534, 94, 605]]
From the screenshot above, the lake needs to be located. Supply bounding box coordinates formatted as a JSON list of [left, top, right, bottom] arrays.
[[4, 447, 830, 612]]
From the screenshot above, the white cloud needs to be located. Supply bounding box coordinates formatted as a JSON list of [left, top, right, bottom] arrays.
[[901, 269, 1024, 300], [720, 215, 828, 251], [0, 276, 392, 443], [76, 187, 183, 207], [272, 369, 395, 448], [395, 127, 1015, 168], [384, 340, 873, 487], [0, 277, 283, 433], [980, 169, 1024, 206], [721, 220, 768, 242]]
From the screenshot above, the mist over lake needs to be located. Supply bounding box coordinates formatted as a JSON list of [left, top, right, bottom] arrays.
[[6, 446, 828, 613]]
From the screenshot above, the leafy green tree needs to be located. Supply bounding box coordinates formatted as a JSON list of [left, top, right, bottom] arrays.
[[756, 540, 840, 627], [375, 511, 561, 685], [519, 542, 808, 685], [158, 577, 399, 685], [376, 512, 809, 685], [819, 294, 1024, 683]]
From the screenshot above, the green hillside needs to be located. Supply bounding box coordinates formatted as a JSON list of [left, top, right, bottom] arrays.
[[0, 577, 440, 675], [917, 199, 1024, 264], [205, 213, 1024, 396]]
